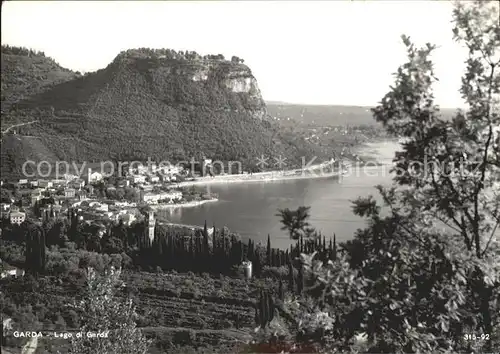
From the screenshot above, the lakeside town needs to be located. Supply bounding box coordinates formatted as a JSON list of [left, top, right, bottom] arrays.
[[1, 154, 350, 234], [1, 159, 221, 231], [1, 1, 499, 353]]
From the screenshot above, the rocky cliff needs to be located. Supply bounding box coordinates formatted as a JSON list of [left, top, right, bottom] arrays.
[[1, 47, 324, 178]]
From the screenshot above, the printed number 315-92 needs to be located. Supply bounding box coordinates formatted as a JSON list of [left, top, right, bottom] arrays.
[[464, 334, 490, 341]]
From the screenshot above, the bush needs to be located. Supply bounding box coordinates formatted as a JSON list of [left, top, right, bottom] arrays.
[[261, 266, 289, 280]]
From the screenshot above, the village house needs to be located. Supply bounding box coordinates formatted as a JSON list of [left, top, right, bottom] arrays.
[[158, 174, 171, 183], [142, 191, 182, 204], [30, 188, 43, 206], [51, 179, 67, 188], [130, 175, 146, 184], [10, 211, 26, 225], [68, 179, 85, 189], [1, 264, 25, 279], [156, 164, 181, 176], [0, 203, 10, 212], [38, 180, 53, 189], [64, 188, 76, 198], [76, 190, 87, 200], [89, 202, 109, 212], [0, 203, 11, 219], [87, 170, 104, 184]]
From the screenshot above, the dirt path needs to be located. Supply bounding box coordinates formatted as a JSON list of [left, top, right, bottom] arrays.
[[1, 120, 38, 135]]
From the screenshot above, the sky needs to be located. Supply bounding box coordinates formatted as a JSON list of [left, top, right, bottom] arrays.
[[2, 1, 469, 108]]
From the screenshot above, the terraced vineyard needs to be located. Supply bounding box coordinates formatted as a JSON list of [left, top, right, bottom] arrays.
[[2, 270, 282, 353], [123, 271, 280, 351]]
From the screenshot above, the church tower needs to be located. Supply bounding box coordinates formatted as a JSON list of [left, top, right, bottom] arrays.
[[145, 210, 156, 242]]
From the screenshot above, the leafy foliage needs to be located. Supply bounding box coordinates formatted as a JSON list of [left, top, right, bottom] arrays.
[[253, 1, 500, 352], [68, 267, 151, 354]]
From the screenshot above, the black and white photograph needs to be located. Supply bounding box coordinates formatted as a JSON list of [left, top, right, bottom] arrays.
[[1, 0, 499, 353]]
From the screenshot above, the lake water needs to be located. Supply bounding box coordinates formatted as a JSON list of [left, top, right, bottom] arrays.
[[157, 141, 400, 249]]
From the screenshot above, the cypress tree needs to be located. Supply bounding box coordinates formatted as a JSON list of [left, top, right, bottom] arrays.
[[239, 240, 244, 263], [300, 235, 303, 253], [259, 290, 267, 328], [266, 234, 271, 266], [170, 236, 176, 269], [297, 263, 304, 295], [25, 225, 46, 275], [333, 233, 337, 261], [254, 301, 260, 327], [38, 229, 46, 274], [189, 234, 194, 260], [254, 252, 262, 277], [322, 235, 327, 260], [203, 220, 210, 258], [288, 260, 295, 293], [25, 227, 34, 273], [247, 239, 254, 262], [212, 224, 217, 260], [268, 292, 275, 323]]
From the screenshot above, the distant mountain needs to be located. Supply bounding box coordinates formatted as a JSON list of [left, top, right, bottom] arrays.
[[1, 47, 326, 179], [266, 102, 458, 127], [266, 102, 376, 126]]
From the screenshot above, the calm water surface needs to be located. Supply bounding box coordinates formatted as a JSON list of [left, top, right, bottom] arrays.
[[157, 141, 400, 249]]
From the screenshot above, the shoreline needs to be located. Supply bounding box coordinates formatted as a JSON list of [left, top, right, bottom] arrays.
[[170, 171, 343, 188], [150, 198, 219, 209]]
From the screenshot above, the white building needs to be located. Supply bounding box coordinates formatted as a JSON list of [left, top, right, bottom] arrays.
[[157, 164, 181, 175], [131, 175, 146, 184], [10, 211, 26, 225], [87, 170, 103, 184], [63, 173, 78, 180], [52, 179, 67, 187], [1, 267, 25, 279], [0, 203, 10, 211], [143, 191, 182, 204]]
